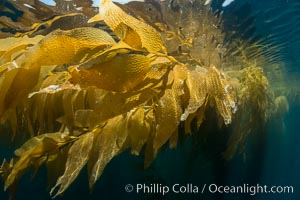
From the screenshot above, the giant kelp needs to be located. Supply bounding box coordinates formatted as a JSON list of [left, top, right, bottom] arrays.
[[0, 0, 289, 198]]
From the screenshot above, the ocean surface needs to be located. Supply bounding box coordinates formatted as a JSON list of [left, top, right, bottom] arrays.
[[1, 0, 300, 199]]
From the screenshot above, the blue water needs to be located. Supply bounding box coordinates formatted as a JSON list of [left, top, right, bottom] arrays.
[[1, 0, 300, 199]]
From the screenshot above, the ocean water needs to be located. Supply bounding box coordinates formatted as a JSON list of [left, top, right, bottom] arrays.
[[1, 0, 300, 200]]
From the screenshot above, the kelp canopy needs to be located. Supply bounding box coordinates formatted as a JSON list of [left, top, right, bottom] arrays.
[[0, 0, 289, 198]]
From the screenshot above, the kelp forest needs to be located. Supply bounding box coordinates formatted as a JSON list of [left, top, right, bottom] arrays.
[[0, 0, 290, 199]]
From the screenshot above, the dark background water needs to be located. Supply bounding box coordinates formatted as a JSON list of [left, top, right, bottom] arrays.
[[1, 0, 300, 199]]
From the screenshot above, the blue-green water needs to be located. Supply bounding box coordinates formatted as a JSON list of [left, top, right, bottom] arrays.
[[1, 0, 300, 199]]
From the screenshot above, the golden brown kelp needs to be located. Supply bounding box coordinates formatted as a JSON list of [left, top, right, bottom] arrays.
[[0, 0, 97, 38], [0, 27, 116, 121], [224, 66, 274, 159], [158, 0, 226, 67], [89, 0, 166, 53], [0, 0, 288, 198]]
